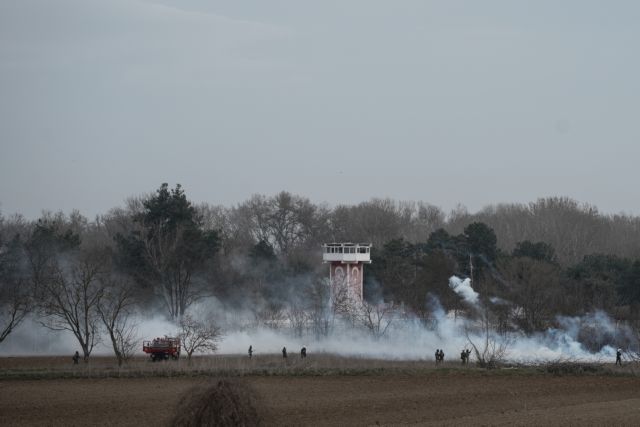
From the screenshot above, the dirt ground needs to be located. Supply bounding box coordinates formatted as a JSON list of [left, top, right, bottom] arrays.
[[2, 357, 640, 426]]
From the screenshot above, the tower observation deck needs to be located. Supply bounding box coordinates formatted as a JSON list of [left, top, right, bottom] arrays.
[[322, 243, 372, 301]]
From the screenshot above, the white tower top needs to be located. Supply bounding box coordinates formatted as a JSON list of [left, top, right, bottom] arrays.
[[322, 243, 372, 263]]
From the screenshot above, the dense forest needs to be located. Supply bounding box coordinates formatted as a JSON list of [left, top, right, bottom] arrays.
[[2, 183, 640, 360]]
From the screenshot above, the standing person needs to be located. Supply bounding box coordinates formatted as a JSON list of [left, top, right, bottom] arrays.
[[282, 347, 287, 359], [435, 349, 440, 365], [248, 345, 253, 359], [72, 351, 80, 365], [461, 349, 466, 365], [301, 346, 307, 359], [616, 348, 623, 366], [439, 349, 445, 363], [465, 349, 471, 364]]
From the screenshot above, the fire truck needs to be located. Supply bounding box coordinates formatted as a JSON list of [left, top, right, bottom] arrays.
[[142, 336, 181, 361]]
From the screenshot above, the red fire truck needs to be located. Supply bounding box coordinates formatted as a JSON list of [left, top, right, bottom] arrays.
[[142, 336, 181, 361]]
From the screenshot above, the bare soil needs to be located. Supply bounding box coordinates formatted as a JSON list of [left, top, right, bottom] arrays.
[[2, 356, 640, 426]]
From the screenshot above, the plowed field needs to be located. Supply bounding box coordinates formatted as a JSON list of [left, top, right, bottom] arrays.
[[2, 357, 640, 426]]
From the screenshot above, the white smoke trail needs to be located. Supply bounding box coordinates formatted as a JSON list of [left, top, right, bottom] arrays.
[[448, 276, 479, 306]]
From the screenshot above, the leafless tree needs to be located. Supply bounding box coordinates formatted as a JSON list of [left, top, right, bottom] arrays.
[[464, 307, 511, 368], [0, 222, 32, 344], [306, 278, 333, 338], [39, 248, 105, 361], [358, 301, 396, 339], [232, 191, 326, 256], [178, 314, 223, 361], [0, 279, 30, 344], [330, 278, 359, 326], [412, 202, 446, 242], [97, 274, 138, 366], [448, 197, 640, 266], [252, 300, 286, 330], [330, 199, 414, 247], [285, 293, 308, 337], [232, 195, 273, 249], [141, 221, 191, 318], [196, 203, 237, 254]]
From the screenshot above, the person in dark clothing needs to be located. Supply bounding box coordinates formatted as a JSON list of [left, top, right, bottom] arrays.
[[435, 349, 440, 364], [301, 347, 307, 359], [248, 345, 253, 359], [72, 351, 80, 365], [461, 349, 466, 365], [616, 348, 623, 366], [282, 347, 287, 358], [439, 349, 445, 363]]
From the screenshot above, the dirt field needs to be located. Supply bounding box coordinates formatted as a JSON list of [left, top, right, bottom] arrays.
[[2, 357, 640, 426]]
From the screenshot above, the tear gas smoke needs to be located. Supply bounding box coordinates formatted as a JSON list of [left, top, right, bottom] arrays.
[[448, 276, 479, 307], [1, 277, 635, 363]]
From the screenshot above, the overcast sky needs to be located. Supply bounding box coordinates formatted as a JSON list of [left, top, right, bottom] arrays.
[[1, 0, 639, 219]]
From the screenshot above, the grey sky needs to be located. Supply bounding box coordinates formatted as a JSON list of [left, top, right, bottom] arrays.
[[1, 0, 639, 219]]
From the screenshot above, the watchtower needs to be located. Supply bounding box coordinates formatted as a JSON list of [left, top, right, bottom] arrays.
[[322, 243, 372, 301]]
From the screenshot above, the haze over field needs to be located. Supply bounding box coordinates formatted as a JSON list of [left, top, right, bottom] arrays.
[[1, 0, 640, 218], [1, 275, 630, 364]]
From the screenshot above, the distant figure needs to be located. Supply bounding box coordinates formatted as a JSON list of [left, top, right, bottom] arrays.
[[248, 345, 253, 359], [616, 348, 623, 366], [461, 349, 471, 365], [301, 346, 307, 359], [435, 349, 440, 365], [282, 347, 287, 358], [72, 351, 80, 365], [439, 349, 445, 363]]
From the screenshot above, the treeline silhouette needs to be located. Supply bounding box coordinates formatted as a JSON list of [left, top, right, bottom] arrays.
[[2, 184, 640, 357]]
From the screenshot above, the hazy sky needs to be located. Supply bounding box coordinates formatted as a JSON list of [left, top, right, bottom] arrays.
[[1, 0, 639, 219]]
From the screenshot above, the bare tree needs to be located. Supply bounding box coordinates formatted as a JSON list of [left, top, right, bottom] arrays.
[[232, 191, 324, 256], [0, 231, 31, 344], [464, 307, 510, 368], [97, 274, 138, 366], [141, 221, 200, 318], [39, 248, 105, 361], [306, 278, 333, 338], [252, 300, 286, 330], [0, 279, 30, 344], [178, 314, 223, 361], [358, 301, 396, 339], [285, 298, 308, 337], [330, 277, 359, 326]]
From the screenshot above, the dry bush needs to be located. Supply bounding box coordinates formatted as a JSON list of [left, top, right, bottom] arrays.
[[541, 358, 605, 376], [170, 378, 263, 427]]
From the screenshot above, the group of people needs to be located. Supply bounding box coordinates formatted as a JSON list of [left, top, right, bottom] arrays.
[[71, 345, 628, 366], [282, 346, 307, 359], [435, 348, 472, 365], [247, 345, 308, 359]]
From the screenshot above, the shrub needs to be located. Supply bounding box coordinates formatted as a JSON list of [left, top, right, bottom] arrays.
[[170, 378, 263, 427]]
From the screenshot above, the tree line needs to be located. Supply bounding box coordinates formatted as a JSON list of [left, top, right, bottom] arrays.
[[2, 184, 640, 360]]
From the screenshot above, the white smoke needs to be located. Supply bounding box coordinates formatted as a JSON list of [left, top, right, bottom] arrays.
[[448, 276, 479, 306], [0, 279, 635, 364]]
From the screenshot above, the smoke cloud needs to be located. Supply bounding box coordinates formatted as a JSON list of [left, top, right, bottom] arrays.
[[1, 277, 636, 364], [448, 276, 479, 307]]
